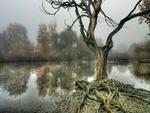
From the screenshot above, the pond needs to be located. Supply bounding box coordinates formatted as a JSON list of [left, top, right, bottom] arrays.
[[0, 61, 150, 113]]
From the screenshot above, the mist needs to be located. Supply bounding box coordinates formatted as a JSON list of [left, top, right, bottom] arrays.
[[0, 0, 149, 50]]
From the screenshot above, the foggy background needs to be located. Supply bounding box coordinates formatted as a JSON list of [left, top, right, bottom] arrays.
[[0, 0, 149, 51], [0, 1, 150, 112]]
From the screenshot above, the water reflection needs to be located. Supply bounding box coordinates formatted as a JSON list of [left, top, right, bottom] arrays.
[[130, 63, 150, 81], [0, 64, 30, 96], [0, 61, 150, 112], [36, 61, 94, 96], [0, 62, 150, 97], [36, 66, 52, 96], [108, 64, 150, 90]]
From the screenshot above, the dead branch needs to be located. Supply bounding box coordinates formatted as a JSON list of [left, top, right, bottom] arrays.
[[104, 0, 150, 53]]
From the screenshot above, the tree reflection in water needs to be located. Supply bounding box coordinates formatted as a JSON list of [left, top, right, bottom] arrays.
[[0, 64, 30, 96], [130, 63, 150, 81], [36, 66, 53, 96], [0, 62, 149, 97], [0, 62, 149, 113], [36, 61, 94, 96]]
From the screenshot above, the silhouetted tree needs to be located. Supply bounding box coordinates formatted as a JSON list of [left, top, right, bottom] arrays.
[[42, 0, 150, 80]]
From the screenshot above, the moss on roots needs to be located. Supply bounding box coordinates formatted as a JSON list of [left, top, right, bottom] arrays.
[[73, 79, 150, 113]]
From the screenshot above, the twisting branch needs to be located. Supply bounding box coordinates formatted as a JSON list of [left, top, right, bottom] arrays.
[[42, 0, 76, 15], [74, 1, 98, 52], [82, 0, 91, 16], [74, 4, 87, 40], [127, 0, 143, 16], [100, 9, 118, 27], [42, 1, 59, 15], [42, 0, 150, 80], [104, 0, 150, 53], [65, 14, 89, 29], [42, 0, 150, 55], [42, 0, 102, 53]]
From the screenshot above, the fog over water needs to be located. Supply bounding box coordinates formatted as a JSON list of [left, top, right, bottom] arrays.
[[0, 0, 149, 49]]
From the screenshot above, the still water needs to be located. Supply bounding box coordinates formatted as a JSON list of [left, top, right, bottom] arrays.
[[0, 61, 150, 113]]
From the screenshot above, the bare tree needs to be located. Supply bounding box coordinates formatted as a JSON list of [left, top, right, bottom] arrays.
[[42, 0, 150, 80]]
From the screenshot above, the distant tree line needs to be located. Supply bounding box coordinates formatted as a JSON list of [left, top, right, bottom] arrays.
[[35, 24, 95, 60], [129, 37, 150, 61], [0, 24, 33, 61], [0, 23, 149, 62], [0, 23, 94, 62]]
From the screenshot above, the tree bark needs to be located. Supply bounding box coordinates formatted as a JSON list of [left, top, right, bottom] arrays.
[[96, 47, 108, 80]]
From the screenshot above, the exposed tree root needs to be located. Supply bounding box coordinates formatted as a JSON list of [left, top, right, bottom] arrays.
[[74, 79, 150, 113]]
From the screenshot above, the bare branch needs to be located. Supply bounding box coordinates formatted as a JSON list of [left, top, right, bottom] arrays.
[[42, 0, 76, 15], [65, 14, 89, 29], [81, 0, 91, 16], [127, 9, 150, 21], [74, 4, 98, 52], [100, 9, 118, 27], [127, 0, 142, 16], [42, 0, 149, 55], [105, 1, 150, 52], [42, 0, 60, 15], [74, 4, 87, 38]]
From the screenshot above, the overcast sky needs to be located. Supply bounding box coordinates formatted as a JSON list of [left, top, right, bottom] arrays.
[[0, 0, 149, 50]]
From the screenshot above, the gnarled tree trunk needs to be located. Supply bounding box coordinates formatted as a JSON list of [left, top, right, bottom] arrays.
[[96, 47, 108, 80]]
